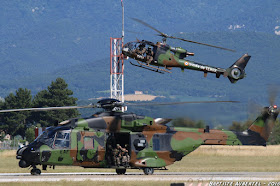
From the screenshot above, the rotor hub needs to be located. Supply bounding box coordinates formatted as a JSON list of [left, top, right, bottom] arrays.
[[97, 98, 123, 111]]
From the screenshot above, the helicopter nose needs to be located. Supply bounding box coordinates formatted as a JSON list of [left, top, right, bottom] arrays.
[[16, 146, 27, 159], [17, 146, 40, 168], [17, 146, 31, 168], [122, 47, 129, 52]]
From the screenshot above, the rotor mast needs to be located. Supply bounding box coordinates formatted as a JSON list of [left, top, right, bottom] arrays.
[[110, 0, 125, 105]]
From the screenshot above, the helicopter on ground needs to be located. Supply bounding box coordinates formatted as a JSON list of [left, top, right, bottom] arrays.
[[1, 96, 278, 176], [122, 18, 251, 83]]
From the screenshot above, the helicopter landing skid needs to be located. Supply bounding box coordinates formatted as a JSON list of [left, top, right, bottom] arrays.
[[130, 61, 171, 74]]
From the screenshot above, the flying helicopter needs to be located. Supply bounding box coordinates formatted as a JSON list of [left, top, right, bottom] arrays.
[[122, 18, 251, 83], [1, 95, 278, 176]]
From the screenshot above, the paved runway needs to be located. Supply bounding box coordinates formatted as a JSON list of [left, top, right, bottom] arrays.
[[1, 172, 280, 182]]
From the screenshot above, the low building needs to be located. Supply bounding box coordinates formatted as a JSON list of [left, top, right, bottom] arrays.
[[4, 134, 11, 141], [134, 91, 143, 95]]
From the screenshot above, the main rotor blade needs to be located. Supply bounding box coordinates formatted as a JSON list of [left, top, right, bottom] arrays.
[[126, 100, 239, 106], [132, 17, 235, 52], [131, 18, 168, 38], [0, 100, 239, 113], [0, 105, 97, 113], [169, 35, 236, 52]]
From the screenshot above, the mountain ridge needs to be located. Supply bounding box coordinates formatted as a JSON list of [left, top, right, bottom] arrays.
[[1, 1, 279, 104]]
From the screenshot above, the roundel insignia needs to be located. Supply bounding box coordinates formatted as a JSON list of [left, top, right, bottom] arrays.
[[184, 62, 189, 66]]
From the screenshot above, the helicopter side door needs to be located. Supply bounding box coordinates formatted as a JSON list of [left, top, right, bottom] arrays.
[[106, 132, 131, 167], [76, 131, 106, 165]]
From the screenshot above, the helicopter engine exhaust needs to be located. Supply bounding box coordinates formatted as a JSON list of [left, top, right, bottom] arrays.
[[226, 53, 251, 83]]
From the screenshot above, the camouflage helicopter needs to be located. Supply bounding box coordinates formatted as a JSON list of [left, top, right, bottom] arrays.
[[122, 18, 251, 83], [1, 95, 279, 176]]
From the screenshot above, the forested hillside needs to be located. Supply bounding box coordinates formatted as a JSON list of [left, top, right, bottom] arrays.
[[4, 31, 279, 103], [1, 1, 279, 126]]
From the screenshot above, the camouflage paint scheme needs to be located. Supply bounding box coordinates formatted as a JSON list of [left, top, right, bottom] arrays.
[[122, 40, 251, 83], [17, 106, 279, 171]]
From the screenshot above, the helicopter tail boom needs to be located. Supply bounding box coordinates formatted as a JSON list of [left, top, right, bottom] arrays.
[[225, 53, 251, 83], [202, 106, 278, 146], [229, 105, 279, 146]]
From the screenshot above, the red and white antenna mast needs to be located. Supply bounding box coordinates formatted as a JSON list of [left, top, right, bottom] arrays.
[[110, 0, 125, 103]]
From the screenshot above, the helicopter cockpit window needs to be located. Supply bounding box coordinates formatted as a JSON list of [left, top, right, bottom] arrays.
[[35, 130, 55, 147], [126, 42, 134, 51], [53, 130, 70, 149]]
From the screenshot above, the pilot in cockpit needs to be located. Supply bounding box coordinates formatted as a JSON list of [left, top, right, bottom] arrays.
[[135, 43, 147, 55]]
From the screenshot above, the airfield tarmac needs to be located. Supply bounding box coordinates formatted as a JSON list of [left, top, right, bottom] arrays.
[[1, 172, 280, 183]]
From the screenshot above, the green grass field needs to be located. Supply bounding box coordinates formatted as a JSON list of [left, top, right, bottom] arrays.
[[0, 181, 175, 186], [168, 145, 280, 172], [1, 146, 280, 185], [1, 145, 280, 173]]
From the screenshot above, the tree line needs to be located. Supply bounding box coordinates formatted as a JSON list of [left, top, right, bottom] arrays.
[[0, 77, 279, 145], [0, 78, 79, 141]]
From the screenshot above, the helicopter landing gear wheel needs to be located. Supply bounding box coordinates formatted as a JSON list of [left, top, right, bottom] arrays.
[[116, 168, 126, 175], [30, 168, 41, 175], [143, 167, 154, 175]]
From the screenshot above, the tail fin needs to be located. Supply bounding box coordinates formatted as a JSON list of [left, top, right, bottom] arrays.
[[247, 106, 279, 145], [226, 54, 251, 83], [201, 106, 278, 146]]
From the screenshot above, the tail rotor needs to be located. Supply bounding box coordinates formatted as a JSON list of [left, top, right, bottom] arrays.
[[226, 54, 251, 83]]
